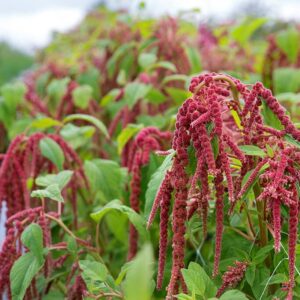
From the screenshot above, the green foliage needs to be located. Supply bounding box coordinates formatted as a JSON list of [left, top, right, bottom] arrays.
[[10, 224, 45, 300], [0, 42, 33, 85], [144, 150, 175, 218], [124, 244, 154, 300], [39, 138, 65, 171]]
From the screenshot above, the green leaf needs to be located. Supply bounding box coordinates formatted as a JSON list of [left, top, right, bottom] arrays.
[[1, 81, 26, 108], [185, 46, 202, 74], [276, 27, 300, 64], [77, 67, 101, 99], [39, 137, 65, 171], [115, 261, 133, 285], [21, 223, 44, 263], [35, 170, 73, 189], [162, 74, 189, 85], [146, 88, 166, 104], [79, 260, 108, 293], [47, 78, 70, 103], [219, 290, 248, 300], [181, 267, 205, 296], [138, 53, 157, 69], [261, 273, 287, 286], [90, 200, 148, 240], [253, 245, 273, 264], [181, 262, 217, 297], [245, 264, 256, 286], [285, 134, 300, 149], [124, 244, 153, 300], [231, 18, 267, 47], [84, 159, 125, 201], [144, 150, 175, 218], [123, 82, 151, 109], [273, 68, 300, 94], [10, 252, 44, 300], [252, 267, 270, 299], [239, 145, 266, 157], [166, 87, 191, 105], [31, 184, 64, 203], [30, 117, 62, 130], [117, 124, 143, 154], [72, 85, 93, 109], [240, 162, 269, 200], [107, 42, 135, 78], [150, 61, 177, 72], [100, 89, 120, 107], [60, 123, 95, 149], [63, 114, 108, 138]]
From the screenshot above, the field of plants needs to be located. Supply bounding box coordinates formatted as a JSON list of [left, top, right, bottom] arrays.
[[1, 5, 300, 300]]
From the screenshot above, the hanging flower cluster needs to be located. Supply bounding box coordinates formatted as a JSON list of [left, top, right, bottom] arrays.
[[216, 260, 248, 297], [0, 207, 51, 298], [147, 73, 300, 299], [124, 127, 171, 260], [0, 133, 88, 220]]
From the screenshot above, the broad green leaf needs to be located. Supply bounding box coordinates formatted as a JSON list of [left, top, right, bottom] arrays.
[[276, 92, 300, 103], [149, 61, 177, 72], [146, 88, 166, 104], [1, 81, 26, 108], [60, 123, 95, 149], [67, 236, 77, 255], [124, 244, 153, 300], [47, 78, 70, 103], [144, 150, 175, 218], [10, 252, 44, 300], [276, 27, 300, 64], [138, 53, 157, 69], [182, 262, 217, 298], [79, 260, 108, 293], [166, 87, 191, 105], [100, 89, 120, 107], [39, 138, 65, 171], [219, 290, 248, 300], [77, 67, 101, 99], [21, 223, 44, 263], [35, 170, 73, 189], [36, 72, 50, 97], [115, 261, 133, 285], [117, 123, 143, 154], [30, 117, 62, 130], [84, 159, 125, 201], [31, 184, 64, 203], [177, 295, 194, 300], [162, 74, 189, 85], [251, 267, 270, 299], [273, 68, 300, 94], [240, 162, 269, 200], [239, 145, 266, 157], [245, 264, 256, 286], [261, 273, 287, 286], [185, 46, 201, 74], [107, 42, 135, 78], [123, 82, 151, 109], [285, 134, 300, 148], [90, 200, 148, 240], [231, 18, 267, 46], [253, 245, 273, 264], [181, 267, 205, 296], [72, 85, 93, 109], [63, 114, 108, 138]]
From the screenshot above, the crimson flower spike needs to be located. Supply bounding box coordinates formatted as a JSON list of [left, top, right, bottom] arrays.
[[147, 73, 300, 298]]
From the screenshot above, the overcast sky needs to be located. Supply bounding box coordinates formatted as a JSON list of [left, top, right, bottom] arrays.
[[0, 0, 300, 53]]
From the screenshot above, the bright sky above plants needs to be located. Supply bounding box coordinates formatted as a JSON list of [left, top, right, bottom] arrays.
[[0, 0, 299, 52]]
